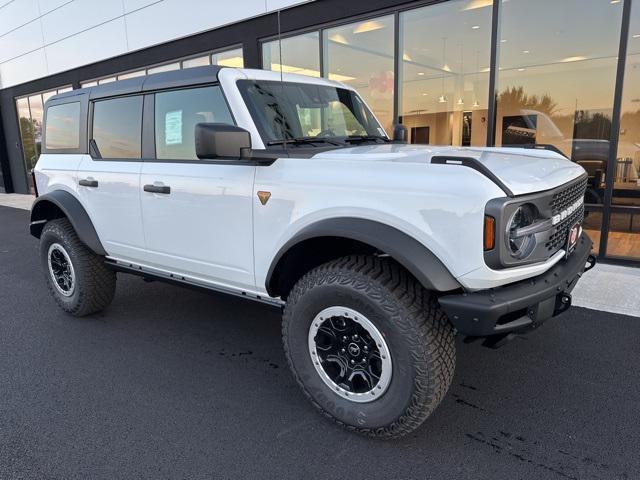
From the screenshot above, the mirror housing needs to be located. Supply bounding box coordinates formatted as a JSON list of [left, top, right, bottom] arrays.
[[392, 124, 408, 144], [195, 123, 251, 160]]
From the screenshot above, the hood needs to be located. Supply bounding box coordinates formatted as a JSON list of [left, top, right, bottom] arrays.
[[312, 144, 586, 196]]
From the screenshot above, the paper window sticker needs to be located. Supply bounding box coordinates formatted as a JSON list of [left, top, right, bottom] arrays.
[[165, 110, 183, 145]]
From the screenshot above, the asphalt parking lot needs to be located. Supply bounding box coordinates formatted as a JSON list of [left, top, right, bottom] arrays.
[[1, 204, 638, 480]]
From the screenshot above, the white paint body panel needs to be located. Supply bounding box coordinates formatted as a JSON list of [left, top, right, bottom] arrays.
[[76, 156, 145, 261], [34, 67, 589, 299], [139, 162, 256, 289]]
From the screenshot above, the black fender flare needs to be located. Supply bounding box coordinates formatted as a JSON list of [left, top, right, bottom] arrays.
[[30, 190, 107, 256], [266, 217, 461, 295]]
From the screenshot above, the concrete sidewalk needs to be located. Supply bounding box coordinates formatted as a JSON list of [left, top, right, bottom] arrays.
[[0, 193, 638, 317], [0, 193, 34, 210]]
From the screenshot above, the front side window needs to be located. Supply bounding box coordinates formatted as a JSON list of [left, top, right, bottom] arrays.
[[45, 102, 80, 150], [92, 96, 143, 159], [154, 86, 234, 160], [237, 80, 385, 145]]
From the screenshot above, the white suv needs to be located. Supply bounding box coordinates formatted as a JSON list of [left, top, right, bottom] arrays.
[[30, 66, 595, 438]]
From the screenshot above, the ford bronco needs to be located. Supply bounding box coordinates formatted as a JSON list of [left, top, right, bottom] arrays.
[[30, 66, 595, 438]]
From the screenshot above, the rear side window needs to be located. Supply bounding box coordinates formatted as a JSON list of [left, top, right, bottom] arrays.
[[92, 96, 143, 159], [45, 102, 80, 150], [154, 86, 233, 160]]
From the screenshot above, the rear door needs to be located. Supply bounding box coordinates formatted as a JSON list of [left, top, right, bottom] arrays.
[[76, 95, 145, 261], [139, 85, 256, 290]]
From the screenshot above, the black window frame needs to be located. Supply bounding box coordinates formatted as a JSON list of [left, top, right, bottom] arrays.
[[89, 94, 145, 161], [42, 95, 89, 155], [147, 83, 238, 164]]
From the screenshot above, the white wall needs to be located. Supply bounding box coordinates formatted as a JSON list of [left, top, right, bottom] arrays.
[[0, 0, 310, 89]]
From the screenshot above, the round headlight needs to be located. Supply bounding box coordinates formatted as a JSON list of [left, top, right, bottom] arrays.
[[507, 203, 537, 259]]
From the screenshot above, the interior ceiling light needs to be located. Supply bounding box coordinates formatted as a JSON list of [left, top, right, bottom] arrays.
[[457, 97, 464, 105], [472, 25, 480, 30], [610, 0, 621, 4], [418, 72, 425, 76], [461, 0, 492, 10], [522, 50, 530, 54], [353, 20, 385, 34], [438, 95, 448, 103], [329, 33, 349, 45], [632, 34, 640, 38], [473, 100, 480, 108], [403, 52, 413, 62], [561, 56, 587, 63], [518, 68, 526, 71]]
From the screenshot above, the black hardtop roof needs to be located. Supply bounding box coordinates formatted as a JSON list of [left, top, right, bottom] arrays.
[[49, 65, 224, 103]]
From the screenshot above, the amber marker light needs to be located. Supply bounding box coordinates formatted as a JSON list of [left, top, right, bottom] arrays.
[[484, 215, 495, 251]]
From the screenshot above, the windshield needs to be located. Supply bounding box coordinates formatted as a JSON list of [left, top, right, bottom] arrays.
[[237, 80, 387, 146]]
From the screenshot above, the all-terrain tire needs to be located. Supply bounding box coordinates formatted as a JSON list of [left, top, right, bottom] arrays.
[[282, 255, 456, 439], [39, 218, 116, 316]]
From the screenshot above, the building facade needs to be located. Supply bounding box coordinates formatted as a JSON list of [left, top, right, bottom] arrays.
[[0, 0, 639, 264]]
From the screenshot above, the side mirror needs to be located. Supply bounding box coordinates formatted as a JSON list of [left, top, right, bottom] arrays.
[[195, 123, 251, 160], [392, 124, 408, 144]]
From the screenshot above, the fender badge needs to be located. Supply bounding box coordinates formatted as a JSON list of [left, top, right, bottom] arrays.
[[257, 191, 271, 205]]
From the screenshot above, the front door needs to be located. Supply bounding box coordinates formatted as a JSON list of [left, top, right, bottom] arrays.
[[139, 85, 256, 289]]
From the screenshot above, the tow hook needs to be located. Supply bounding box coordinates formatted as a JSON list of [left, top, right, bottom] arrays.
[[554, 292, 572, 316], [585, 254, 597, 273]]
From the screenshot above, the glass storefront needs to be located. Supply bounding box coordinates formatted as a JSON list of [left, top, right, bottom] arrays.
[[610, 1, 640, 259], [263, 32, 321, 77], [495, 0, 624, 253], [323, 16, 395, 134], [399, 0, 492, 146], [15, 86, 72, 193]]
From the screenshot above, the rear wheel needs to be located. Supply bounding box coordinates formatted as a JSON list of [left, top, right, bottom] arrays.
[[282, 255, 456, 439], [40, 218, 116, 316]]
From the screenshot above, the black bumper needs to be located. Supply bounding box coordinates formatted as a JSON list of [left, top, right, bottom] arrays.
[[439, 233, 596, 337]]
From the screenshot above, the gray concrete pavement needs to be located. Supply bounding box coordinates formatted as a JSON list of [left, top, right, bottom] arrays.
[[1, 204, 639, 479]]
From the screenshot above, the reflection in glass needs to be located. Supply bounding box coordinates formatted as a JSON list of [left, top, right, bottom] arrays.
[[147, 63, 180, 74], [98, 77, 116, 84], [496, 0, 623, 212], [608, 2, 640, 258], [16, 97, 38, 177], [263, 32, 320, 77], [182, 55, 210, 69], [118, 70, 146, 80], [323, 16, 395, 134], [399, 0, 492, 146], [45, 102, 80, 150], [92, 96, 143, 159], [155, 86, 234, 160], [212, 47, 244, 68]]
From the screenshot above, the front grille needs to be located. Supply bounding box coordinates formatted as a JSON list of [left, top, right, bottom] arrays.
[[549, 177, 588, 216], [544, 177, 588, 252]]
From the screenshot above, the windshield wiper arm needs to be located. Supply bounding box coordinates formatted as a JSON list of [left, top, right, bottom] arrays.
[[344, 135, 389, 144], [267, 137, 345, 147]]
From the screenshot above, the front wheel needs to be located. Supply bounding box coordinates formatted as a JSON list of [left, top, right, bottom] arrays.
[[282, 255, 456, 439]]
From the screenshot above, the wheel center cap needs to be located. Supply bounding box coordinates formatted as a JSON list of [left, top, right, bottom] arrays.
[[348, 343, 361, 356]]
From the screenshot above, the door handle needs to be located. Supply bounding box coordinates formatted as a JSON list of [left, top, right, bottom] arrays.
[[144, 184, 171, 194], [79, 178, 98, 187]]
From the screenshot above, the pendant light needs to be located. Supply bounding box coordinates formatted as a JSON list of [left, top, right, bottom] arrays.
[[439, 37, 448, 103], [457, 44, 464, 106]]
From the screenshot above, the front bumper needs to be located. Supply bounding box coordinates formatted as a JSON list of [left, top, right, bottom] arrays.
[[439, 233, 596, 337]]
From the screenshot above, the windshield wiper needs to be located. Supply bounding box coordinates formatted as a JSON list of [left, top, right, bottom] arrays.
[[344, 135, 390, 144], [267, 137, 345, 147]]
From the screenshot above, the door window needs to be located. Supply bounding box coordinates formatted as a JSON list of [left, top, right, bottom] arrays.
[[154, 86, 234, 160], [92, 96, 143, 159]]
